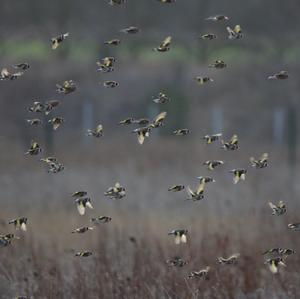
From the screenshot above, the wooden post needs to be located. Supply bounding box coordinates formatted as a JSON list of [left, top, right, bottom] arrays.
[[287, 104, 297, 198], [287, 105, 297, 166], [212, 105, 223, 133], [273, 107, 285, 145]]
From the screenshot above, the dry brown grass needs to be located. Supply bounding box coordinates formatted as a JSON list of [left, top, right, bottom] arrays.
[[0, 140, 299, 298]]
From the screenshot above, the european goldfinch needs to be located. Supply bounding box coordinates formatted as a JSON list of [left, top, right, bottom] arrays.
[[209, 60, 227, 69], [188, 267, 210, 279], [104, 182, 126, 200], [166, 256, 188, 267], [250, 153, 268, 169], [168, 185, 185, 192], [221, 134, 239, 150], [227, 25, 243, 40], [91, 216, 112, 224], [205, 15, 229, 22], [268, 71, 289, 80], [71, 227, 94, 234], [25, 140, 42, 155], [51, 33, 69, 50], [218, 253, 240, 264], [132, 127, 151, 145], [229, 169, 247, 184], [87, 124, 103, 138], [75, 198, 93, 215], [120, 26, 140, 34], [8, 218, 28, 231], [168, 229, 188, 244], [56, 80, 76, 94], [265, 257, 286, 274], [195, 76, 214, 85], [152, 92, 171, 104], [203, 133, 222, 144], [153, 36, 172, 52], [173, 129, 190, 136], [268, 201, 286, 216], [203, 160, 224, 171], [48, 117, 65, 130], [200, 34, 217, 40]]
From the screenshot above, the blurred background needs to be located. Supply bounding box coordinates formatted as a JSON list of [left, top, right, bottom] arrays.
[[1, 0, 300, 298]]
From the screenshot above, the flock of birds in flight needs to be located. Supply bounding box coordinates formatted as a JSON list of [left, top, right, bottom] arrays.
[[0, 0, 296, 296]]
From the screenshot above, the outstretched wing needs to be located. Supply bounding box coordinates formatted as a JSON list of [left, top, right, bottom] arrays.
[[137, 132, 145, 145], [260, 153, 268, 161], [230, 134, 238, 145], [96, 124, 103, 134], [196, 181, 205, 195], [153, 111, 167, 125], [161, 36, 172, 48], [77, 203, 85, 216]]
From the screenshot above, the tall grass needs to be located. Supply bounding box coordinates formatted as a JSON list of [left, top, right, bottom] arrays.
[[0, 140, 299, 298]]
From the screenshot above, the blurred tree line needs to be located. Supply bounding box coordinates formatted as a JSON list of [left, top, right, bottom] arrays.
[[0, 0, 299, 152]]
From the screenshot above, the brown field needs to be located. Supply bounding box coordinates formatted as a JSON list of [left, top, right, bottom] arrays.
[[0, 140, 299, 299], [1, 0, 300, 298]]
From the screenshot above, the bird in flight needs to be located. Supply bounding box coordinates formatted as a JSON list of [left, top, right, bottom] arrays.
[[203, 133, 222, 144], [153, 36, 172, 52], [205, 15, 229, 22], [8, 218, 28, 231], [168, 229, 188, 244], [288, 223, 300, 231], [173, 129, 190, 136], [166, 256, 188, 267], [268, 201, 286, 216], [48, 117, 65, 130], [103, 81, 119, 88], [108, 0, 126, 5], [209, 60, 227, 69], [157, 0, 176, 3], [26, 118, 42, 126], [218, 253, 240, 264], [200, 34, 217, 40], [104, 39, 121, 46], [250, 153, 269, 169], [268, 70, 289, 80], [0, 68, 23, 81], [132, 127, 151, 145], [188, 267, 210, 279], [75, 198, 93, 215], [120, 26, 140, 34], [203, 160, 224, 171], [72, 191, 88, 198], [87, 124, 103, 138], [75, 251, 93, 257], [168, 185, 185, 192], [104, 182, 126, 200], [56, 80, 76, 94], [186, 180, 205, 201], [51, 33, 69, 50], [0, 234, 19, 247], [71, 227, 94, 234], [229, 169, 247, 184], [195, 76, 214, 85], [25, 140, 42, 156], [91, 216, 112, 224], [264, 257, 286, 274], [97, 57, 116, 73], [221, 134, 239, 150], [227, 25, 243, 40], [152, 92, 171, 104]]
